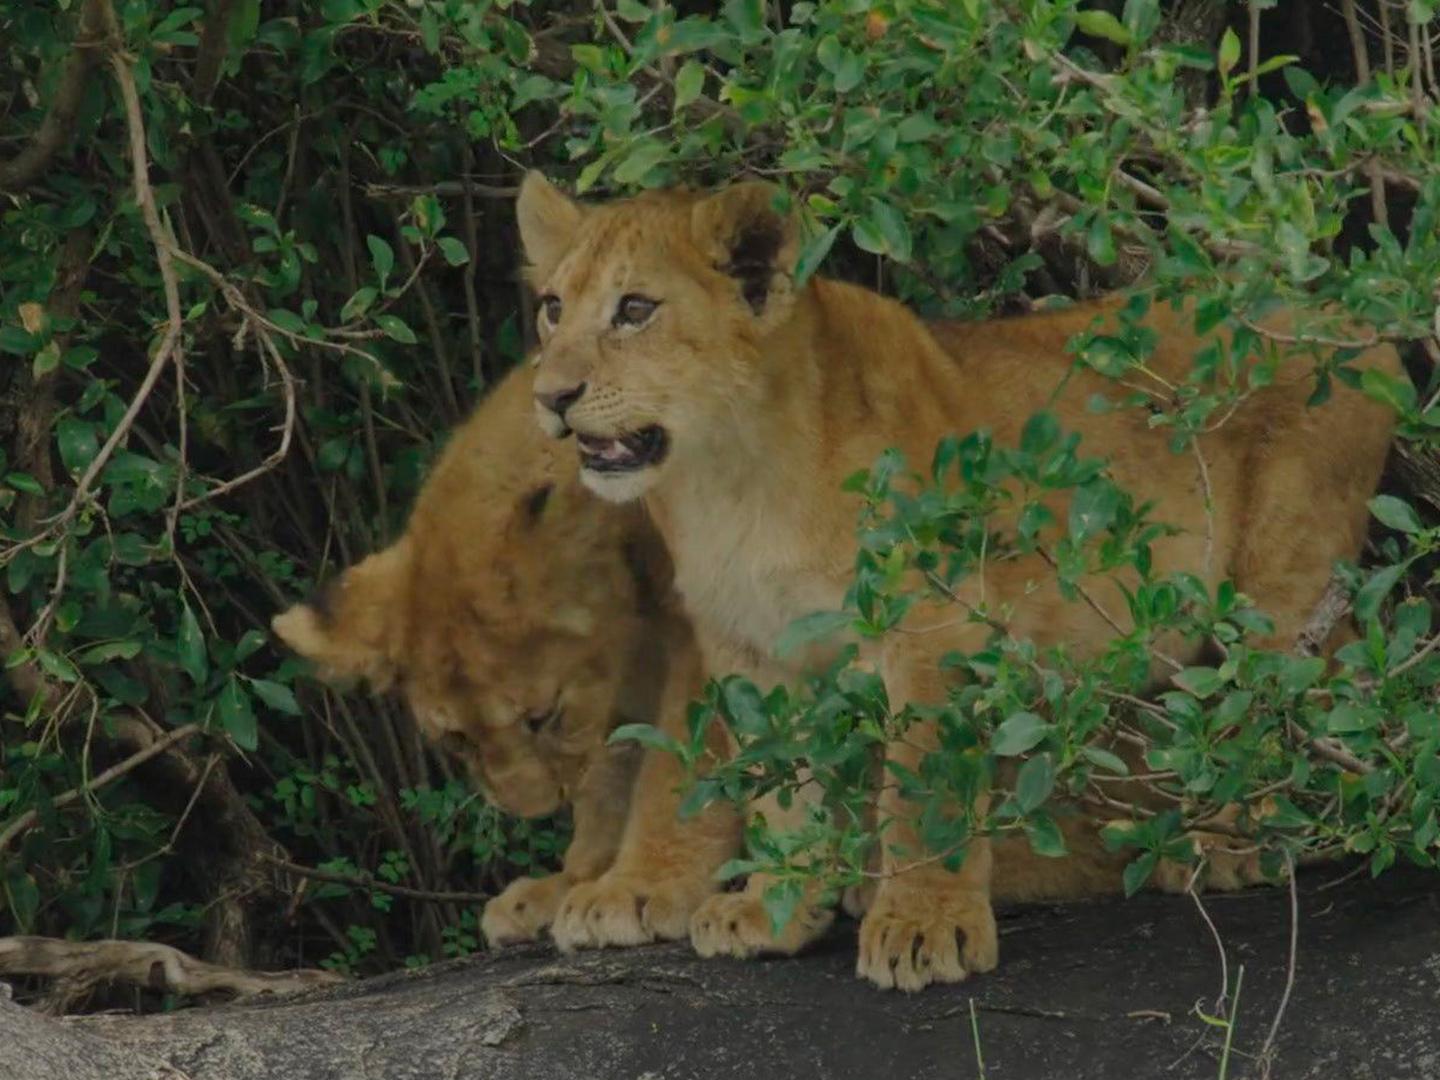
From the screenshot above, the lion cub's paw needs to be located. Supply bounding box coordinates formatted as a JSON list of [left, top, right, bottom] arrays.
[[689, 892, 834, 959], [856, 886, 998, 992], [482, 874, 572, 947], [551, 874, 708, 953], [1153, 834, 1279, 895]]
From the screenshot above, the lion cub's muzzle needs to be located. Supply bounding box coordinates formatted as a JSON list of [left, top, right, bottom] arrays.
[[577, 426, 669, 473], [535, 382, 585, 438]]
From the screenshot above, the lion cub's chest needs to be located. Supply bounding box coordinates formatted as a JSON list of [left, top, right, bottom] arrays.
[[659, 487, 842, 668]]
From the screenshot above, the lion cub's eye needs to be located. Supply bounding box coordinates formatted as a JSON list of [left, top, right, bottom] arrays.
[[539, 294, 562, 325], [523, 705, 563, 735], [613, 294, 659, 328]]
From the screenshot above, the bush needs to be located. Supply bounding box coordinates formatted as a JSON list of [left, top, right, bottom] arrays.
[[1, 0, 1437, 984]]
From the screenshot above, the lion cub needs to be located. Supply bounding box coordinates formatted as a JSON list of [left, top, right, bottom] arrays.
[[520, 172, 1401, 990], [271, 365, 737, 946]]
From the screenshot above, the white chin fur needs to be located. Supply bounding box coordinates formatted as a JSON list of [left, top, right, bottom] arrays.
[[534, 402, 570, 439], [579, 465, 656, 503]]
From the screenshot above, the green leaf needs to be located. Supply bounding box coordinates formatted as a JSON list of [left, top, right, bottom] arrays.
[[340, 286, 377, 322], [1174, 666, 1224, 697], [853, 199, 912, 262], [56, 418, 98, 474], [1020, 411, 1060, 456], [1014, 753, 1056, 813], [776, 609, 851, 658], [1074, 10, 1133, 46], [1354, 562, 1407, 622], [673, 60, 705, 111], [762, 877, 804, 936], [219, 677, 258, 751], [267, 308, 306, 333], [178, 603, 207, 684], [4, 472, 44, 495], [608, 723, 682, 756], [992, 711, 1050, 756], [1068, 479, 1120, 541], [1360, 368, 1417, 417], [1081, 745, 1130, 775], [819, 41, 863, 93], [37, 649, 80, 683], [1122, 851, 1158, 897], [4, 869, 40, 933], [248, 677, 301, 716], [77, 640, 144, 664], [376, 315, 417, 344], [436, 237, 470, 267], [1086, 214, 1117, 267], [721, 677, 770, 738], [366, 234, 394, 289], [1121, 0, 1160, 43], [0, 327, 38, 355], [1218, 26, 1241, 81], [613, 141, 669, 185], [32, 342, 60, 377], [1369, 495, 1422, 535], [794, 224, 840, 286], [1024, 813, 1068, 858], [235, 629, 267, 662]]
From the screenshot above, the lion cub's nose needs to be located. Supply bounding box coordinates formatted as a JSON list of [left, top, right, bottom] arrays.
[[537, 382, 586, 420]]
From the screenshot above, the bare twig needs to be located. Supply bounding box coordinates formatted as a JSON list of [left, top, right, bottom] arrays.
[[1186, 859, 1230, 1018], [0, 724, 204, 853], [1255, 850, 1299, 1077], [1343, 0, 1372, 83], [1246, 0, 1261, 100], [259, 853, 491, 905]]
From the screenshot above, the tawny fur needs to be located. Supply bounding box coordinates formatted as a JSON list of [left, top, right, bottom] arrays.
[[271, 366, 738, 946], [518, 172, 1402, 991]]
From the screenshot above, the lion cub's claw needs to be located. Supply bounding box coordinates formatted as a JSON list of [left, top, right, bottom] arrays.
[[481, 874, 571, 947], [551, 875, 702, 953], [856, 888, 998, 992], [689, 892, 834, 959]]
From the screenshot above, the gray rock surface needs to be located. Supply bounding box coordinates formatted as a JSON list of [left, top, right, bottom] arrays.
[[4, 865, 1437, 1080]]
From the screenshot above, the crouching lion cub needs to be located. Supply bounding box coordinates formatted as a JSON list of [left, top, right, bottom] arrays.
[[271, 366, 739, 947], [520, 172, 1401, 990]]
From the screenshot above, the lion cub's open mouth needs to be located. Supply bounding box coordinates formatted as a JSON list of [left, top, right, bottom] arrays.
[[577, 426, 669, 473]]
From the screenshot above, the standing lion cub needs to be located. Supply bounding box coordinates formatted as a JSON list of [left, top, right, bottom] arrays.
[[520, 171, 1401, 990]]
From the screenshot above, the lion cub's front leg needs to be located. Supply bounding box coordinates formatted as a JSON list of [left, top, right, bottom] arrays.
[[856, 643, 998, 992], [550, 746, 740, 951], [482, 873, 574, 946], [482, 743, 639, 947], [552, 648, 742, 952], [689, 873, 836, 959]]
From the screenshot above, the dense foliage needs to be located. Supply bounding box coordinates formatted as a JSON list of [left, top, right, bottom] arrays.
[[2, 0, 1437, 994]]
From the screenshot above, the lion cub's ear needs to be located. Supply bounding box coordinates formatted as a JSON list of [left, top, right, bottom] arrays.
[[270, 539, 413, 693], [517, 171, 584, 285], [691, 180, 800, 319]]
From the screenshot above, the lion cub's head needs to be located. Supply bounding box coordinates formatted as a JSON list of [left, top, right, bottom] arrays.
[[517, 172, 801, 503], [272, 366, 669, 819]]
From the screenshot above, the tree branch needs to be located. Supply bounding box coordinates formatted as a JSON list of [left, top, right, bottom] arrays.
[[0, 0, 107, 193], [0, 937, 340, 1010]]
